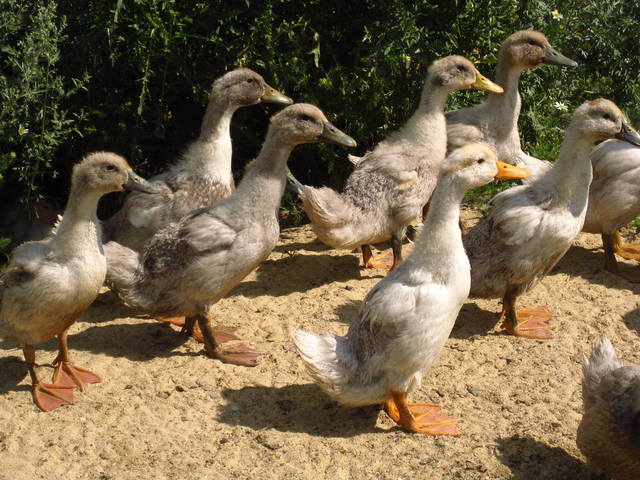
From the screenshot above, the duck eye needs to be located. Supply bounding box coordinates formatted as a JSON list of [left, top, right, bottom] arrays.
[[246, 78, 254, 84], [477, 158, 485, 164], [603, 113, 612, 120], [105, 164, 116, 172], [457, 65, 467, 72], [298, 114, 313, 122], [528, 40, 539, 47]]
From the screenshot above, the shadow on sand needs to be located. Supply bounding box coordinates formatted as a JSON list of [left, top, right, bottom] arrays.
[[496, 435, 589, 480], [218, 383, 381, 437]]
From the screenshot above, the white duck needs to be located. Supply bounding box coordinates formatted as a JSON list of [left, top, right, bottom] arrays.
[[287, 56, 504, 271], [103, 68, 292, 251], [577, 337, 640, 480], [446, 30, 577, 177], [582, 139, 640, 282], [104, 104, 356, 367], [0, 152, 157, 411], [293, 144, 528, 434], [463, 99, 640, 340]]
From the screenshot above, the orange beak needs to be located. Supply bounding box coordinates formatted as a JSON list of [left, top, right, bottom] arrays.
[[495, 161, 530, 180]]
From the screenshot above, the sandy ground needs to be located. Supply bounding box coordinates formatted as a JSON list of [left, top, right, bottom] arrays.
[[1, 210, 639, 480]]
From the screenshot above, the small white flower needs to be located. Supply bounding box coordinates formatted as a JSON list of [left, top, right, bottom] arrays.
[[554, 101, 568, 111], [551, 9, 563, 20], [18, 125, 29, 136]]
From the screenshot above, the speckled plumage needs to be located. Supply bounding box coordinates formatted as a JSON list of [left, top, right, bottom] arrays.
[[445, 30, 575, 179], [295, 56, 497, 257], [103, 68, 291, 251], [577, 338, 640, 480], [293, 145, 503, 407], [105, 104, 354, 321], [464, 100, 631, 302]]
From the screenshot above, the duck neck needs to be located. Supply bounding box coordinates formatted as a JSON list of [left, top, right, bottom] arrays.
[[407, 174, 465, 270], [178, 97, 236, 179], [234, 134, 293, 213], [51, 185, 103, 257], [484, 59, 525, 138], [395, 83, 449, 156], [542, 130, 594, 206]]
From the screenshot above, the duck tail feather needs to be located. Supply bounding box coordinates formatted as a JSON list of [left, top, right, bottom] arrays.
[[582, 336, 621, 409]]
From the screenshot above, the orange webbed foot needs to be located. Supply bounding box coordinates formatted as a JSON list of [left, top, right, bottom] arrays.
[[32, 382, 75, 412], [384, 401, 460, 436], [500, 305, 554, 339], [614, 240, 640, 260], [363, 250, 395, 270], [206, 342, 261, 367], [53, 363, 101, 391], [155, 316, 186, 327], [190, 325, 240, 344]]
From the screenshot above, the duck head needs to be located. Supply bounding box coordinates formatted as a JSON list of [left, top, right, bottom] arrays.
[[440, 143, 530, 189], [268, 103, 357, 148], [73, 152, 159, 195], [570, 99, 640, 146], [212, 68, 292, 107], [500, 30, 578, 69], [429, 55, 504, 94]]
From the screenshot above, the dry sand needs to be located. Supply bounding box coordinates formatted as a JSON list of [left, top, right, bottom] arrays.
[[1, 210, 639, 480]]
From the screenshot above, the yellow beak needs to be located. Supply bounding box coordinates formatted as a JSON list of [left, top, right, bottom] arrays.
[[471, 70, 504, 94], [494, 161, 530, 180]]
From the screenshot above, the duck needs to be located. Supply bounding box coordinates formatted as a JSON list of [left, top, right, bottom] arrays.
[[446, 30, 577, 177], [577, 337, 640, 480], [104, 104, 356, 367], [103, 68, 292, 252], [581, 139, 640, 282], [0, 152, 158, 411], [292, 144, 528, 434], [463, 99, 640, 339], [287, 55, 504, 271]]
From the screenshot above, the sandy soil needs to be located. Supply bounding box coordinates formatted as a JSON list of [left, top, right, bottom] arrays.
[[1, 210, 639, 480]]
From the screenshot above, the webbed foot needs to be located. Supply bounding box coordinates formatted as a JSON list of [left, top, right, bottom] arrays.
[[52, 362, 101, 391], [500, 305, 554, 339], [32, 382, 75, 412]]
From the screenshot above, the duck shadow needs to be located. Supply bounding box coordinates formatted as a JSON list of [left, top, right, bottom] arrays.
[[0, 321, 198, 362], [333, 299, 361, 325], [451, 303, 499, 339], [218, 383, 380, 437], [0, 355, 29, 394], [496, 435, 589, 480], [622, 306, 640, 335], [553, 244, 640, 292], [273, 237, 334, 254], [229, 253, 382, 298]]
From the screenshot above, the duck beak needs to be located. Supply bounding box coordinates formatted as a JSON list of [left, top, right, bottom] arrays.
[[261, 84, 293, 105], [541, 45, 578, 68], [124, 171, 160, 194], [616, 121, 640, 146], [494, 161, 530, 180], [470, 70, 504, 94], [319, 121, 357, 148]]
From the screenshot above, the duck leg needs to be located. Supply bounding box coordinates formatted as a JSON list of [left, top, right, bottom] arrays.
[[51, 329, 101, 391], [499, 289, 554, 339], [195, 315, 260, 367], [602, 233, 640, 283], [23, 345, 74, 412], [384, 391, 460, 435]]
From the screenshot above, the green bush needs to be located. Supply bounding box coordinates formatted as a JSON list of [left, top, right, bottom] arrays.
[[2, 0, 640, 221]]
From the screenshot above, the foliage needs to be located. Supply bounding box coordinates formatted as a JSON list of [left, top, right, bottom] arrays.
[[2, 0, 640, 223], [0, 0, 87, 207]]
